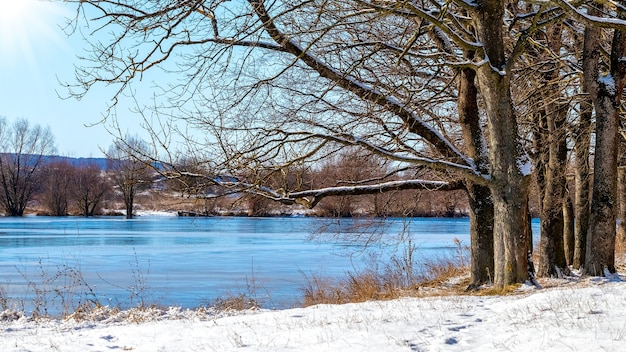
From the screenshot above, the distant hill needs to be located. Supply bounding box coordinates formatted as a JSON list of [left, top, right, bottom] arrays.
[[44, 155, 108, 170], [43, 155, 163, 170]]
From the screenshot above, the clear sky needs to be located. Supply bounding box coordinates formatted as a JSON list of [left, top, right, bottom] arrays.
[[0, 1, 148, 158]]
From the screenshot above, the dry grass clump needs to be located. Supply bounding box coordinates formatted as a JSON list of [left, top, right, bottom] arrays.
[[301, 238, 470, 306], [212, 294, 261, 312], [416, 257, 470, 289], [301, 271, 400, 306], [473, 284, 523, 296]]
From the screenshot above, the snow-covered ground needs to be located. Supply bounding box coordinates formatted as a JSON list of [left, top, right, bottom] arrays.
[[1, 276, 624, 351]]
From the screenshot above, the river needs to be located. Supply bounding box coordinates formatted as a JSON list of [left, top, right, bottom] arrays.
[[0, 216, 540, 314]]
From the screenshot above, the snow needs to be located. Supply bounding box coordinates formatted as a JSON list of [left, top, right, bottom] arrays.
[[1, 278, 625, 351], [134, 210, 178, 217], [517, 153, 534, 176], [599, 74, 616, 96]]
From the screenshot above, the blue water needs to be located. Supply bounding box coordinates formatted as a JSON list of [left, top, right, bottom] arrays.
[[0, 216, 540, 314]]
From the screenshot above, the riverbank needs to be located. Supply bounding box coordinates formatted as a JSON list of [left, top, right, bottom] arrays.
[[0, 273, 623, 351]]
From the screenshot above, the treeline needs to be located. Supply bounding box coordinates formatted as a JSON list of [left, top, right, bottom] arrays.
[[0, 117, 468, 218], [246, 151, 472, 218], [157, 151, 473, 218], [0, 118, 150, 218]]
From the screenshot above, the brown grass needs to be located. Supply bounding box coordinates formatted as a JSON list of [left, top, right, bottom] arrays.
[[301, 238, 470, 306], [212, 294, 260, 312], [473, 284, 522, 296]]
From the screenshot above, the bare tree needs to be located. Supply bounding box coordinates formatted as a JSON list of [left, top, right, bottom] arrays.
[[516, 20, 571, 278], [571, 4, 601, 269], [0, 117, 56, 216], [72, 162, 110, 216], [65, 1, 626, 285], [107, 136, 152, 219], [584, 11, 626, 276], [40, 160, 73, 216]]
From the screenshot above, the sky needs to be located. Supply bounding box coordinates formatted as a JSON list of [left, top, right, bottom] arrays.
[[0, 1, 150, 158]]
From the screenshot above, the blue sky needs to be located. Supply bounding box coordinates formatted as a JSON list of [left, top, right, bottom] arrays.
[[0, 1, 148, 158]]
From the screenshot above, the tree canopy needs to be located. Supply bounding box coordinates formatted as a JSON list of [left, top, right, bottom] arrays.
[[64, 1, 626, 287]]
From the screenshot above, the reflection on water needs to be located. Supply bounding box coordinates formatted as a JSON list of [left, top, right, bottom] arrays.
[[0, 216, 540, 314]]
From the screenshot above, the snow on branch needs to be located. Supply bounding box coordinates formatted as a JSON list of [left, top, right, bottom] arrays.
[[286, 179, 466, 208], [299, 132, 486, 184], [553, 0, 626, 30], [362, 0, 482, 51], [173, 170, 465, 209]]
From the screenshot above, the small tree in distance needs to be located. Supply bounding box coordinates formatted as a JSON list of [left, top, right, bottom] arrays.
[[0, 117, 56, 216], [72, 162, 110, 217], [107, 136, 152, 219], [40, 160, 73, 216]]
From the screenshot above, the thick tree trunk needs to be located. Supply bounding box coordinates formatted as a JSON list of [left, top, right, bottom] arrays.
[[458, 61, 494, 288], [585, 91, 619, 275], [465, 180, 494, 288], [585, 25, 626, 276], [490, 179, 531, 287], [432, 16, 494, 288], [474, 0, 530, 288]]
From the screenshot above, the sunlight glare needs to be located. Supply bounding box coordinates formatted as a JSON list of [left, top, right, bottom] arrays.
[[0, 0, 68, 65]]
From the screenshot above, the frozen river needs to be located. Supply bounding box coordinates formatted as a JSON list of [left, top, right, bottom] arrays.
[[0, 216, 539, 314]]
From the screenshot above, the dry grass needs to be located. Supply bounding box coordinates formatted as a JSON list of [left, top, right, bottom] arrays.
[[301, 238, 470, 306], [473, 284, 524, 296], [300, 270, 405, 306], [212, 294, 261, 312]]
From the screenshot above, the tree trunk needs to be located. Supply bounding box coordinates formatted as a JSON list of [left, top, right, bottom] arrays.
[[125, 189, 135, 219], [535, 23, 569, 278], [563, 191, 575, 266], [126, 202, 133, 219], [575, 5, 601, 269], [457, 60, 494, 289], [465, 183, 495, 287], [585, 91, 619, 275], [585, 24, 626, 276], [573, 94, 592, 269], [474, 0, 530, 288], [617, 167, 626, 243]]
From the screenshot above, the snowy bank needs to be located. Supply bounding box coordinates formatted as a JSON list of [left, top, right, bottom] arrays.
[[0, 278, 624, 351]]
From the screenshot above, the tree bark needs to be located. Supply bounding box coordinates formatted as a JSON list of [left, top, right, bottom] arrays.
[[585, 23, 626, 276], [617, 167, 626, 243], [125, 190, 135, 219], [573, 94, 592, 268], [475, 0, 530, 288], [575, 4, 601, 270], [465, 183, 495, 287], [563, 191, 575, 266], [535, 23, 569, 278], [585, 91, 619, 275], [458, 60, 494, 288]]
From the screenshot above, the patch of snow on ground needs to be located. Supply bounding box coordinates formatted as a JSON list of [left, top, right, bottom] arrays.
[[1, 279, 625, 351], [134, 210, 178, 217]]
